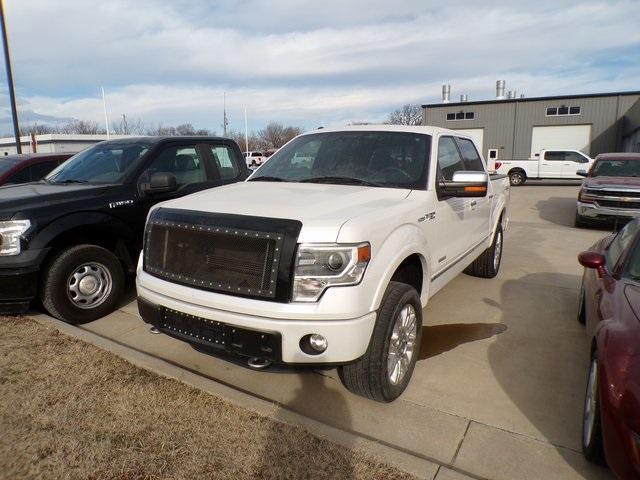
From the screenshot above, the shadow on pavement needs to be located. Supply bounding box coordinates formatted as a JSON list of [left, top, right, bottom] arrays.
[[255, 372, 355, 479], [419, 323, 507, 360]]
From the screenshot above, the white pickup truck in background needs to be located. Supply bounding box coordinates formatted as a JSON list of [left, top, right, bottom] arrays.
[[136, 125, 510, 402], [495, 149, 593, 185]]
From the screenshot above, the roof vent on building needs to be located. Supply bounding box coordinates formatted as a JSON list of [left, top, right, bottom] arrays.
[[442, 84, 451, 103], [460, 94, 468, 102], [496, 80, 506, 100]]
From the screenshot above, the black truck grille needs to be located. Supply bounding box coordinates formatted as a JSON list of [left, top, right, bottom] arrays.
[[586, 189, 640, 198], [143, 208, 301, 302]]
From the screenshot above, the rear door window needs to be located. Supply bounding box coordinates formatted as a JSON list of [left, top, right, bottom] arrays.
[[437, 137, 466, 180], [544, 151, 566, 161], [210, 145, 240, 180]]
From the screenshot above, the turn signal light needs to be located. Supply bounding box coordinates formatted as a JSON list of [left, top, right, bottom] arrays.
[[464, 186, 487, 193], [357, 244, 371, 262]]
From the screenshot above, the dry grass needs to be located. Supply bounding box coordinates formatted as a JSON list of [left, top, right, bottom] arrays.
[[0, 316, 417, 480]]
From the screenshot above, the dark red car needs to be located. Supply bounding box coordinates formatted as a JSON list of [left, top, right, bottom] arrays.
[[0, 153, 73, 186], [578, 218, 640, 478]]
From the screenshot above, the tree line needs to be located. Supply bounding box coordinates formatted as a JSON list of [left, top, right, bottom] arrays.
[[17, 103, 421, 151]]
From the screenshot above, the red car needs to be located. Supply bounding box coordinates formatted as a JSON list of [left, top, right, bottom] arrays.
[[578, 218, 640, 479], [0, 153, 73, 186]]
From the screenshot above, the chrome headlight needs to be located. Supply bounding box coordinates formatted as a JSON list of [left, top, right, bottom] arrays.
[[293, 243, 371, 302], [0, 220, 31, 256]]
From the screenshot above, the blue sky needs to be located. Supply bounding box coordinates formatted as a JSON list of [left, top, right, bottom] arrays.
[[1, 0, 639, 135]]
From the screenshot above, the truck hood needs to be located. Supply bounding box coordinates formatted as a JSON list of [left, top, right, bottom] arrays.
[[584, 176, 640, 189], [0, 182, 110, 219], [157, 181, 411, 242]]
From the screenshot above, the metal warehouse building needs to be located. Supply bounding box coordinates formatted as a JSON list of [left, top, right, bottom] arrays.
[[422, 82, 640, 168]]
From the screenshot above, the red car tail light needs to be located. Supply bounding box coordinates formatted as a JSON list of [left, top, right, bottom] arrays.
[[494, 161, 502, 170]]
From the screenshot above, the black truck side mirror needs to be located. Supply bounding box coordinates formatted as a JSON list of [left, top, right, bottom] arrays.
[[142, 172, 178, 194]]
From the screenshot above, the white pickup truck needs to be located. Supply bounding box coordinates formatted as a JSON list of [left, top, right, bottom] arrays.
[[136, 125, 510, 402], [495, 149, 593, 185]]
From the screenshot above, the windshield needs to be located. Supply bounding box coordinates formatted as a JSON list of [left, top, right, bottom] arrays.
[[249, 131, 431, 189], [591, 159, 640, 178], [0, 157, 20, 175], [45, 142, 149, 184]]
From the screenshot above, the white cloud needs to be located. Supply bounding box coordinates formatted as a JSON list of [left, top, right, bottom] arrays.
[[1, 0, 639, 131]]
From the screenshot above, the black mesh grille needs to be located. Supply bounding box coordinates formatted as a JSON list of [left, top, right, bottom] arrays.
[[587, 189, 640, 198], [145, 220, 283, 298]]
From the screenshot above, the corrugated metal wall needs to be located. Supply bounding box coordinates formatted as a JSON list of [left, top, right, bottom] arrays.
[[424, 93, 640, 159]]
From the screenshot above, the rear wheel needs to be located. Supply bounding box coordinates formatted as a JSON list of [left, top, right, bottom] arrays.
[[582, 352, 606, 465], [465, 225, 503, 278], [509, 170, 526, 186], [40, 244, 125, 324], [338, 282, 422, 402]]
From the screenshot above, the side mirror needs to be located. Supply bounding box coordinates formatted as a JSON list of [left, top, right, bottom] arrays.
[[142, 172, 177, 194], [438, 171, 488, 199], [578, 251, 607, 277], [576, 170, 588, 177]]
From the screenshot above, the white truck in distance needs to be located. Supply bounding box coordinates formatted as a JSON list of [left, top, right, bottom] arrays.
[[136, 125, 510, 402], [495, 149, 593, 186]]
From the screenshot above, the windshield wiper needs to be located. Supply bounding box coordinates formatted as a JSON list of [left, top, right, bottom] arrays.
[[52, 179, 89, 184], [300, 176, 381, 187], [248, 176, 287, 182]]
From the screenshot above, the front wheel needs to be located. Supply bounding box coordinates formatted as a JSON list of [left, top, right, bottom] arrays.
[[509, 170, 526, 186], [338, 282, 422, 402], [40, 244, 125, 324], [582, 352, 605, 464]]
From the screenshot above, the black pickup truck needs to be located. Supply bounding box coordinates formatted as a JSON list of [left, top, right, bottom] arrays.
[[0, 136, 248, 322]]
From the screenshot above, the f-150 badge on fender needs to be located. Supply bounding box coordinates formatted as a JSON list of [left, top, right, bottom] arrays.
[[109, 200, 134, 209]]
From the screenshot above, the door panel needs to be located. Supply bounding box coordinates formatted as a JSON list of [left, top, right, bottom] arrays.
[[539, 151, 564, 178], [561, 151, 591, 178]]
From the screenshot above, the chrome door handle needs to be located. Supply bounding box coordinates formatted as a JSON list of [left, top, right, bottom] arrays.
[[470, 200, 477, 207]]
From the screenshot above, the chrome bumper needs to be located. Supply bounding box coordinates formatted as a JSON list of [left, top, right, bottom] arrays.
[[576, 201, 640, 220]]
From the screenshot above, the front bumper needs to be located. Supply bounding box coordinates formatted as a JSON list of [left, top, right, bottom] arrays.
[[0, 248, 49, 313], [577, 201, 640, 222], [137, 283, 377, 364]]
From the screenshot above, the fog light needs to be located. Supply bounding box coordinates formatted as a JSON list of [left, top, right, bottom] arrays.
[[309, 334, 328, 352], [300, 333, 328, 355]]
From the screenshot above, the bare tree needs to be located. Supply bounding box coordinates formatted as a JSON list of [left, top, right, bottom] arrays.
[[387, 104, 423, 126], [112, 116, 147, 135], [22, 124, 55, 135], [257, 122, 303, 149], [59, 120, 105, 135]]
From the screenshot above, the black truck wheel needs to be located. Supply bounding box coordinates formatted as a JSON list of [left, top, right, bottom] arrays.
[[338, 281, 422, 402], [41, 244, 125, 324], [465, 225, 503, 279], [509, 170, 526, 186]]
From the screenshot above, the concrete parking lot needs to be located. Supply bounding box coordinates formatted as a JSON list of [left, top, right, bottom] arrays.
[[31, 183, 616, 480]]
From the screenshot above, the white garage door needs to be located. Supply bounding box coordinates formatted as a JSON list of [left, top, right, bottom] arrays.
[[453, 128, 484, 153], [530, 125, 591, 157]]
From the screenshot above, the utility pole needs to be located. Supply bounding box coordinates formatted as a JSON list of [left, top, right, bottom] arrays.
[[0, 0, 21, 153], [121, 113, 128, 135], [101, 86, 110, 139], [223, 92, 229, 137]]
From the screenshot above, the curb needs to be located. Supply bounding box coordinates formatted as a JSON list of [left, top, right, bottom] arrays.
[[29, 312, 445, 480]]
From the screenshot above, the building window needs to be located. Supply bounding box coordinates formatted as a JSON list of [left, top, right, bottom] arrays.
[[546, 105, 581, 116], [446, 111, 475, 121]]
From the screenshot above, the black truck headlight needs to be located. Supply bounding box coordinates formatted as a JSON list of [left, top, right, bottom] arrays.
[[292, 243, 371, 302], [0, 220, 31, 256]]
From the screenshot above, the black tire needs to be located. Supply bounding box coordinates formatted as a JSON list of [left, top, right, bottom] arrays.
[[338, 282, 422, 402], [574, 212, 588, 228], [465, 225, 503, 279], [40, 244, 125, 324], [577, 285, 586, 325], [509, 170, 526, 186], [582, 351, 606, 465]]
